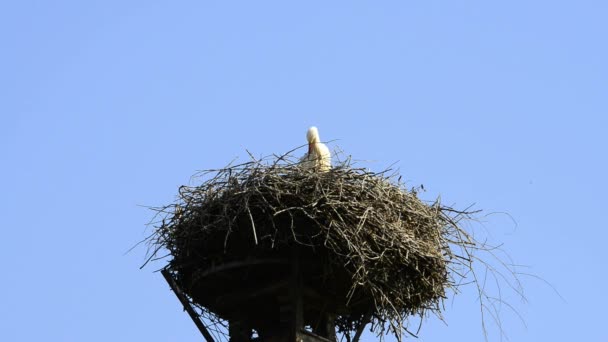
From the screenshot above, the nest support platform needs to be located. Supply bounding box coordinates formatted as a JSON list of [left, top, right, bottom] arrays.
[[164, 249, 354, 342]]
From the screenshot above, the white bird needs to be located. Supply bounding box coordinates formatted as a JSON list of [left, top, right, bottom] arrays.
[[300, 126, 331, 172]]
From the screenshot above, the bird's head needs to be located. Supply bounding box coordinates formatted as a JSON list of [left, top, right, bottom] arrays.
[[306, 126, 320, 144], [306, 126, 320, 154]]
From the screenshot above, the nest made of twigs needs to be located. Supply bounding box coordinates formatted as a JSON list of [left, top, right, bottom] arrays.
[[147, 154, 480, 340]]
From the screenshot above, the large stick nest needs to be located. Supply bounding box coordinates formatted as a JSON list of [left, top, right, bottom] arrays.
[[147, 154, 480, 340]]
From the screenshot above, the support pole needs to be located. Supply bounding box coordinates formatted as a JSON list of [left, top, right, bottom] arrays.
[[290, 250, 304, 341], [352, 308, 373, 342], [161, 269, 216, 342]]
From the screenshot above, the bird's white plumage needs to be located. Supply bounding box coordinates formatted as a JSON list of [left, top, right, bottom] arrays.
[[300, 126, 331, 172]]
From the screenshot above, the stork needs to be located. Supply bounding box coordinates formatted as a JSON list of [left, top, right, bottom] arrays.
[[300, 126, 331, 172]]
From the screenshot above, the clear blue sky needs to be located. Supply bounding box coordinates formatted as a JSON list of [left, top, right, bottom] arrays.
[[2, 1, 606, 341]]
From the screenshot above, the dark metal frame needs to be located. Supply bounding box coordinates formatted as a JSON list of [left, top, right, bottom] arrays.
[[161, 269, 216, 342]]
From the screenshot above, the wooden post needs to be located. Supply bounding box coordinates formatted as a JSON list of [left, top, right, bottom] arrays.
[[352, 308, 373, 342], [290, 250, 304, 340], [316, 312, 336, 341]]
